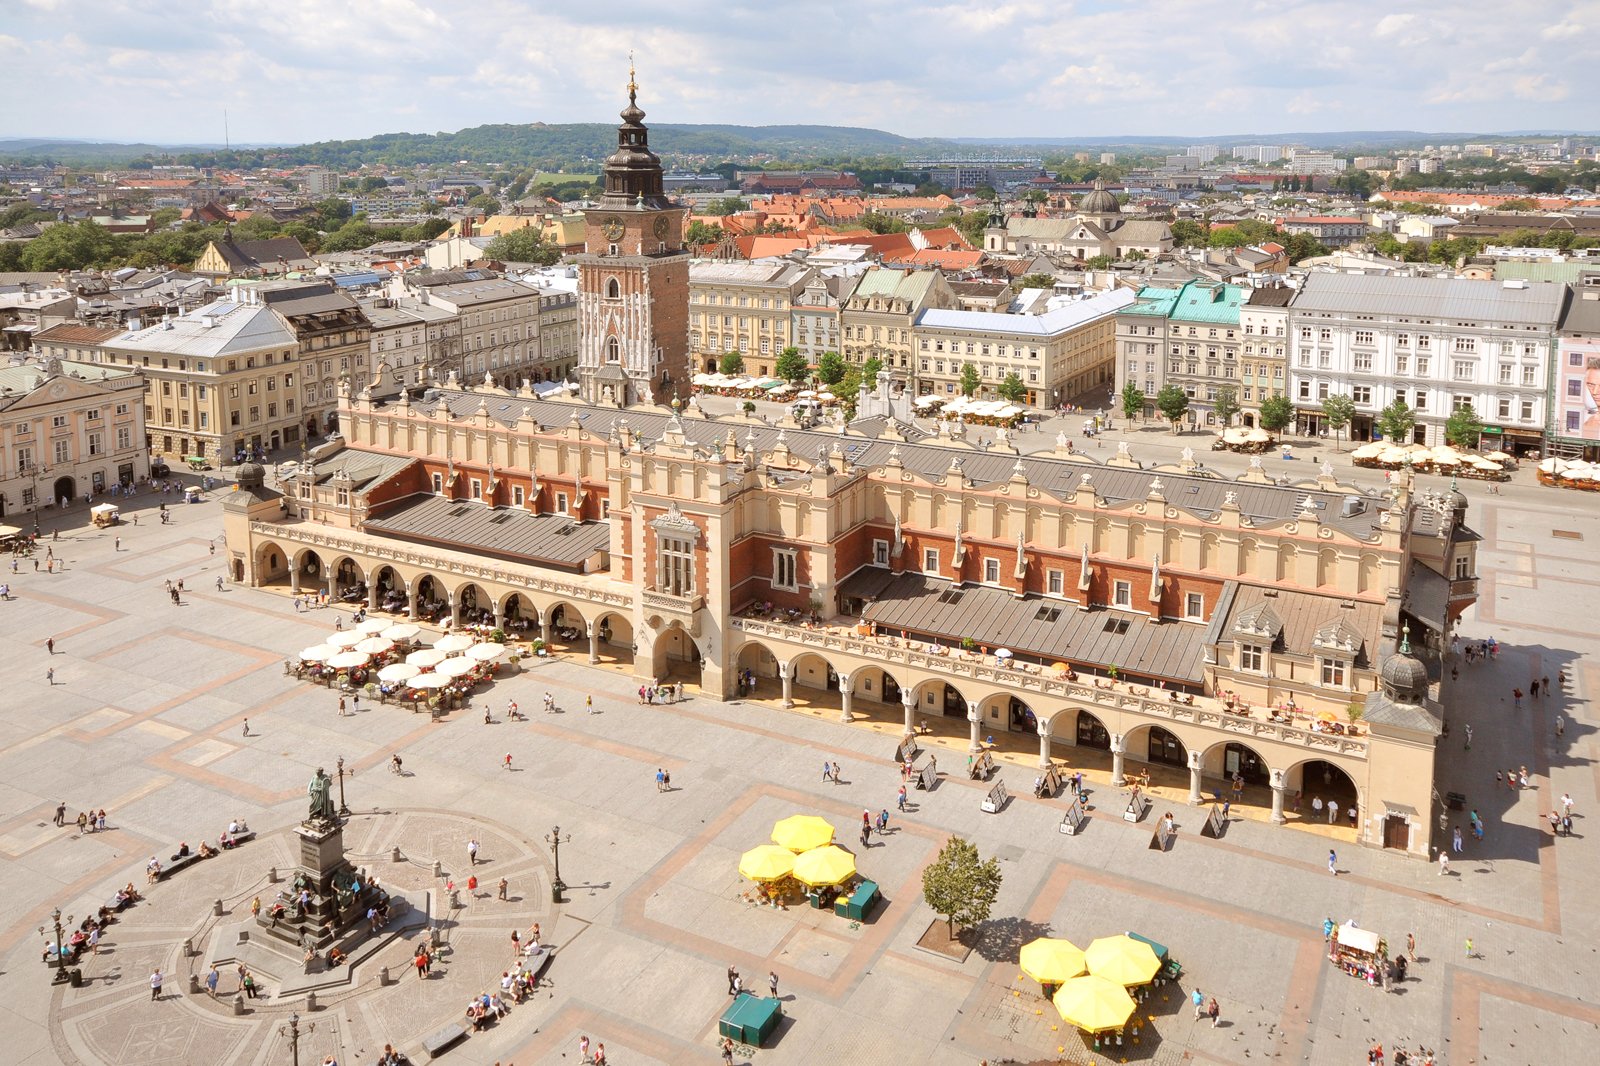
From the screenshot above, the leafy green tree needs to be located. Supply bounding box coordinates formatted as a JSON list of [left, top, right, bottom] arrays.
[[703, 197, 748, 216], [20, 221, 117, 271], [1084, 254, 1114, 269], [466, 193, 500, 215], [1170, 218, 1206, 247], [1207, 227, 1253, 248], [959, 363, 980, 397], [816, 351, 846, 386], [1376, 398, 1415, 443], [1014, 272, 1056, 291], [685, 220, 723, 245], [836, 366, 862, 418], [314, 198, 352, 230], [320, 217, 379, 253], [859, 212, 910, 234], [972, 184, 997, 201], [1154, 384, 1189, 432], [921, 836, 1003, 938], [861, 356, 884, 383], [997, 372, 1026, 402], [1213, 386, 1240, 427], [481, 227, 561, 265], [1119, 381, 1146, 422], [1259, 394, 1294, 433], [1282, 233, 1329, 263], [400, 217, 451, 242], [1321, 393, 1356, 451], [954, 209, 989, 245], [774, 348, 809, 383], [1496, 198, 1536, 212], [1445, 403, 1483, 448], [718, 351, 745, 375]]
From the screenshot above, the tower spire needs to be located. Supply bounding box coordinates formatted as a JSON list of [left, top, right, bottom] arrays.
[[627, 51, 638, 107]]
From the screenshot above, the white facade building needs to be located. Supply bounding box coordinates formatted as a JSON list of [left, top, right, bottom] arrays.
[[1287, 274, 1567, 449]]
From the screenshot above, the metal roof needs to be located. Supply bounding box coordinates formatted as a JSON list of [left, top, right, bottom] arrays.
[[841, 567, 1208, 683], [1294, 272, 1568, 325], [407, 391, 1392, 540], [111, 298, 298, 357], [916, 288, 1135, 336], [363, 494, 610, 569], [1220, 584, 1380, 666]]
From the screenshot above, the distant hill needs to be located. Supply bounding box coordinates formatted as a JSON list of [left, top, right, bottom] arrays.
[[0, 124, 963, 168]]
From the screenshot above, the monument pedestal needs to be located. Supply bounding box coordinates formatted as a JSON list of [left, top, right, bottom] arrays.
[[262, 817, 377, 950]]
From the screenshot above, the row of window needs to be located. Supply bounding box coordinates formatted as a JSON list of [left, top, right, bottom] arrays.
[[10, 429, 133, 467], [922, 339, 1044, 359], [1237, 642, 1347, 688]]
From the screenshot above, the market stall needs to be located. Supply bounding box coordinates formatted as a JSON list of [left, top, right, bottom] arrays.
[[1329, 920, 1385, 981]]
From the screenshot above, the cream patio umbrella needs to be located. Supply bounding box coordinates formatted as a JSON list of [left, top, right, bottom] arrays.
[[407, 674, 450, 690], [406, 648, 450, 668], [434, 656, 478, 678], [434, 633, 476, 654], [377, 663, 422, 683], [327, 650, 370, 670], [356, 618, 391, 635], [326, 630, 365, 649], [299, 645, 336, 662], [381, 624, 421, 642], [355, 637, 394, 656], [465, 642, 509, 662]]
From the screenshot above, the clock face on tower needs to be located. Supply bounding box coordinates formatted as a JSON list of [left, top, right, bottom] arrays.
[[653, 215, 671, 241], [602, 216, 625, 241]]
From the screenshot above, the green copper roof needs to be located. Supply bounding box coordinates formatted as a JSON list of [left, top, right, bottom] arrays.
[[1170, 281, 1244, 325], [1121, 285, 1183, 317]]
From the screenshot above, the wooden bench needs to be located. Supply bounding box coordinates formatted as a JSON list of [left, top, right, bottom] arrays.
[[420, 1022, 468, 1059], [157, 852, 204, 880], [221, 830, 256, 850]]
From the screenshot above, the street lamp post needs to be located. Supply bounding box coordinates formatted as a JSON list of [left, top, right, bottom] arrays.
[[38, 907, 73, 983], [279, 1010, 315, 1066], [335, 756, 351, 817], [545, 825, 571, 903]]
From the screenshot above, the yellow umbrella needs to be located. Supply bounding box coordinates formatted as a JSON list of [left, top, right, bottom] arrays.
[[1084, 934, 1162, 987], [771, 815, 835, 853], [792, 844, 856, 887], [1053, 975, 1137, 1034], [1020, 937, 1087, 986], [738, 844, 796, 883]]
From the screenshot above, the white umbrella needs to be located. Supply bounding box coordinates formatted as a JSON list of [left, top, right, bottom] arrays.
[[327, 650, 369, 670], [299, 645, 336, 662], [381, 624, 421, 642], [1351, 442, 1385, 459], [466, 642, 509, 662], [355, 637, 394, 656], [994, 648, 1014, 659], [408, 674, 451, 690], [356, 618, 390, 635], [435, 657, 478, 678], [434, 633, 475, 653], [407, 648, 450, 668], [378, 663, 421, 682], [1431, 453, 1460, 466], [1486, 450, 1512, 461], [326, 631, 364, 649], [1538, 457, 1570, 474]]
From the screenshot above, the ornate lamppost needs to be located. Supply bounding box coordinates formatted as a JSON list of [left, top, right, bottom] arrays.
[[545, 825, 571, 903], [279, 1010, 315, 1066], [335, 755, 351, 817], [38, 907, 72, 983]]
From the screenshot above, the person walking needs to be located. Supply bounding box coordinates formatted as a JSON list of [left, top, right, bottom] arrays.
[[721, 1037, 735, 1065], [1463, 724, 1472, 750], [769, 970, 779, 999], [587, 695, 597, 714], [46, 666, 54, 685], [338, 696, 347, 717], [1556, 713, 1566, 737], [1208, 997, 1220, 1028], [727, 965, 739, 996], [897, 785, 907, 811], [206, 965, 220, 997], [46, 637, 54, 654], [656, 768, 666, 792], [1465, 938, 1474, 959], [1406, 932, 1416, 960], [149, 969, 163, 1001], [1328, 849, 1338, 876], [498, 877, 508, 901], [1512, 688, 1522, 711], [1562, 792, 1574, 817], [468, 837, 480, 865], [504, 752, 513, 771], [53, 801, 66, 827], [241, 718, 250, 737], [1438, 851, 1450, 876], [1452, 826, 1463, 854], [1192, 988, 1205, 1018]]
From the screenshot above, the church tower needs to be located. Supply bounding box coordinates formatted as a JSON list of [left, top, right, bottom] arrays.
[[576, 61, 690, 406]]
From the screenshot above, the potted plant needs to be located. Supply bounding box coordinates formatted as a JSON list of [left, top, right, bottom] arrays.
[[961, 636, 976, 652], [489, 627, 507, 644], [531, 637, 546, 657]]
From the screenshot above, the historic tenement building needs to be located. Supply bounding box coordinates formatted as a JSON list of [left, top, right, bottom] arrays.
[[225, 375, 1478, 859]]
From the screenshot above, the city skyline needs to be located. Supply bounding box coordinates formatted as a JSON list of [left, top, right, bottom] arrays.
[[8, 0, 1598, 146]]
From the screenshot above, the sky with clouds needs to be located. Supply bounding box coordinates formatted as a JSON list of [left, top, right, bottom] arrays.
[[10, 0, 1598, 145]]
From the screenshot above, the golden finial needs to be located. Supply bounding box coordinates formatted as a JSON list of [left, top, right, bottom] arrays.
[[627, 52, 638, 103]]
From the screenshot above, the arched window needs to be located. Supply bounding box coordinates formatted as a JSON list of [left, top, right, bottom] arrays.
[[605, 337, 621, 363], [605, 277, 621, 299]]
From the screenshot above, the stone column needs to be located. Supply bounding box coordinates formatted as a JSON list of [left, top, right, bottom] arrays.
[[1269, 769, 1287, 825], [839, 685, 853, 724], [540, 615, 553, 647], [1187, 752, 1204, 806], [449, 595, 462, 630], [367, 583, 379, 612], [1110, 733, 1126, 786], [290, 567, 301, 595], [967, 707, 983, 753], [587, 626, 600, 665], [779, 662, 794, 709], [326, 569, 336, 603], [901, 690, 916, 737], [1037, 723, 1052, 769], [494, 605, 505, 632], [406, 582, 418, 621]]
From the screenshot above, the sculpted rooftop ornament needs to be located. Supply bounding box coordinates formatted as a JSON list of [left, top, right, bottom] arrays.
[[1225, 490, 1238, 506], [1320, 459, 1335, 477], [1181, 446, 1195, 463], [1249, 455, 1263, 470]]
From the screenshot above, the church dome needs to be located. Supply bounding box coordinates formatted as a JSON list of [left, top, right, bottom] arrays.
[[1079, 180, 1119, 216], [1379, 627, 1429, 704], [236, 462, 266, 491]]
